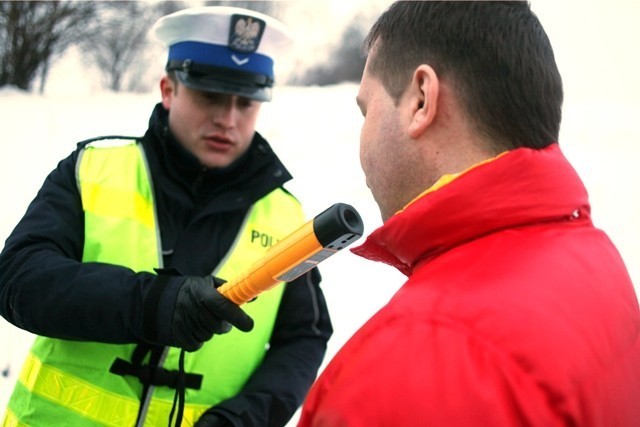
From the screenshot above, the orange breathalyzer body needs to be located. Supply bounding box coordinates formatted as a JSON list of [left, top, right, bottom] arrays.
[[217, 203, 363, 305]]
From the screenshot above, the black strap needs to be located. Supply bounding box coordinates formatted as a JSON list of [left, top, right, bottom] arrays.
[[109, 356, 202, 390], [110, 344, 199, 427], [142, 275, 171, 342], [168, 349, 187, 427], [134, 345, 164, 427]]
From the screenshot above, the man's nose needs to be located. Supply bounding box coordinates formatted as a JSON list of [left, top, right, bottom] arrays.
[[212, 99, 238, 128]]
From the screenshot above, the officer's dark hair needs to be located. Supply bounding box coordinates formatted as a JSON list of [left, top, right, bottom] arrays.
[[167, 70, 180, 93], [363, 1, 563, 151]]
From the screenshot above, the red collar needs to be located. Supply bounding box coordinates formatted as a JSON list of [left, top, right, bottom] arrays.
[[352, 144, 591, 275]]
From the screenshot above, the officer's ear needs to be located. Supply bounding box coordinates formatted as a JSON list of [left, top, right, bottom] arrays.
[[407, 64, 439, 139], [160, 75, 177, 110]]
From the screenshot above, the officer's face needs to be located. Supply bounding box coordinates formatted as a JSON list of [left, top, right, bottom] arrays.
[[161, 76, 261, 169]]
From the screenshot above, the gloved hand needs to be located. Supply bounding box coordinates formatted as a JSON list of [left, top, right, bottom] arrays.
[[172, 276, 254, 352]]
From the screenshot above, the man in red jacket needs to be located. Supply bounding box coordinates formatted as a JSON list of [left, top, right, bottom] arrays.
[[299, 2, 640, 426]]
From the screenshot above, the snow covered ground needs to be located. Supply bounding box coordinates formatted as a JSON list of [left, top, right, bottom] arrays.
[[1, 80, 639, 425]]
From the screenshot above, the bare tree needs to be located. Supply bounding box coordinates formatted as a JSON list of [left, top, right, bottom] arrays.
[[0, 1, 96, 92], [291, 19, 367, 86], [79, 1, 183, 92]]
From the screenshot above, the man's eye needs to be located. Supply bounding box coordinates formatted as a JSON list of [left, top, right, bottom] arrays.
[[238, 98, 254, 108], [203, 93, 221, 102]]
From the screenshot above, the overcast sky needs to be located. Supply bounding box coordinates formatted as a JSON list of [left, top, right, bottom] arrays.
[[280, 0, 640, 105], [43, 0, 640, 108], [528, 0, 639, 104]]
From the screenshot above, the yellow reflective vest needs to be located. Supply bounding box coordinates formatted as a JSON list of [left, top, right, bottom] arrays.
[[3, 139, 305, 426]]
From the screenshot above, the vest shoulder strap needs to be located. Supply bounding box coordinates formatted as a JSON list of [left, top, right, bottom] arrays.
[[76, 135, 142, 150]]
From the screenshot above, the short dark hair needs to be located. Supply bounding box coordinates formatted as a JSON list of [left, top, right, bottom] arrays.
[[364, 1, 563, 150], [167, 70, 179, 87]]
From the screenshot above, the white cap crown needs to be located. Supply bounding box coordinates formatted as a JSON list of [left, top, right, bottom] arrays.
[[152, 6, 292, 101]]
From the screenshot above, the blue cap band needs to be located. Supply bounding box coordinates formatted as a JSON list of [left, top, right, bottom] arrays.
[[168, 41, 274, 79]]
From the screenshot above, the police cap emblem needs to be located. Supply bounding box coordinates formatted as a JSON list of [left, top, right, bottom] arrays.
[[228, 14, 266, 54]]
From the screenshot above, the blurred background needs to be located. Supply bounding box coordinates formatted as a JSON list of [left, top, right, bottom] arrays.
[[1, 1, 639, 425], [1, 0, 392, 93], [2, 0, 639, 103]]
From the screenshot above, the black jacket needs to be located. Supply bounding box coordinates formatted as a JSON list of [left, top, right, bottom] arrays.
[[0, 103, 332, 426]]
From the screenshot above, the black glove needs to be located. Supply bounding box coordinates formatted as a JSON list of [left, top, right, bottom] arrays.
[[172, 276, 254, 352]]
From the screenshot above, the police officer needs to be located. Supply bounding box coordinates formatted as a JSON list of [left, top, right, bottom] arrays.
[[0, 6, 332, 426]]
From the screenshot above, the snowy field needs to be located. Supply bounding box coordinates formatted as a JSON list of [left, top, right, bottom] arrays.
[[1, 0, 639, 424], [1, 81, 639, 425]]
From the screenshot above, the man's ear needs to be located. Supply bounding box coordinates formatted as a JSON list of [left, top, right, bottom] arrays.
[[160, 76, 175, 110], [407, 65, 439, 138]]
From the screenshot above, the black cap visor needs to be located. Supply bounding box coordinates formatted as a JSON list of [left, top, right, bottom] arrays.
[[168, 60, 273, 102]]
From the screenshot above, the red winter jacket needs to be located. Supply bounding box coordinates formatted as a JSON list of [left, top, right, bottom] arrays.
[[299, 144, 640, 426]]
